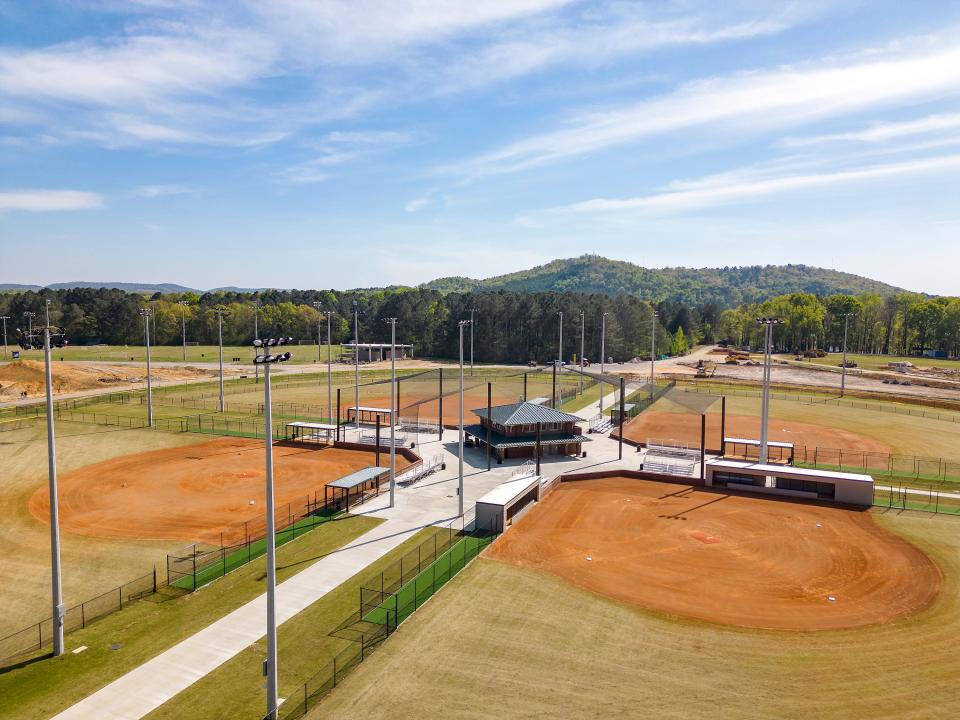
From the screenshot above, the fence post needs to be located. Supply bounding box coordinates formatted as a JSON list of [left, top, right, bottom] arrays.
[[153, 567, 157, 593], [192, 544, 197, 591], [333, 656, 337, 687], [221, 532, 226, 578], [81, 602, 86, 629]]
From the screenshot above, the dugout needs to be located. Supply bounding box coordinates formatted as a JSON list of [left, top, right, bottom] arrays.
[[286, 421, 337, 444], [705, 459, 873, 506], [475, 473, 541, 533], [324, 466, 390, 511], [347, 405, 394, 424]]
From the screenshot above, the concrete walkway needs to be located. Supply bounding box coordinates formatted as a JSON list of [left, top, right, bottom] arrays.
[[53, 426, 632, 720]]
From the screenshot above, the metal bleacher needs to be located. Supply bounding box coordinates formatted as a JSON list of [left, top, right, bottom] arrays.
[[358, 430, 409, 448], [589, 414, 614, 434], [643, 439, 701, 477], [397, 455, 444, 486]]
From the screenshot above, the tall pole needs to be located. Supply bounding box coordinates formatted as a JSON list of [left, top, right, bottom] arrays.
[[313, 301, 323, 363], [263, 359, 278, 720], [178, 301, 187, 361], [253, 300, 260, 384], [24, 311, 36, 341], [599, 312, 607, 414], [458, 320, 469, 516], [757, 318, 781, 464], [0, 316, 8, 358], [43, 301, 64, 656], [140, 308, 153, 427], [556, 310, 563, 407], [215, 308, 226, 413], [840, 312, 854, 398], [386, 318, 397, 508], [469, 308, 475, 376], [354, 301, 360, 432], [579, 310, 585, 394], [325, 311, 333, 423], [650, 307, 658, 400]]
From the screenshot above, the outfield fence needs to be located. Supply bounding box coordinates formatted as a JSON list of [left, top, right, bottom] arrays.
[[279, 513, 499, 719], [0, 571, 155, 665]]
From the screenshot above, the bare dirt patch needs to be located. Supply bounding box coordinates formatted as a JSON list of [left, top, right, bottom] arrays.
[[28, 437, 410, 545], [488, 476, 940, 630]]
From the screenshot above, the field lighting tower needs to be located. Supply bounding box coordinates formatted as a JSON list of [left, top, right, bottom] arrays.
[[458, 319, 471, 517], [253, 300, 260, 384], [24, 311, 36, 339], [385, 318, 398, 508], [214, 307, 228, 413], [756, 317, 783, 464], [839, 312, 856, 398], [650, 307, 658, 400], [353, 300, 360, 432], [253, 336, 293, 720], [579, 310, 585, 394], [323, 310, 335, 423], [469, 308, 476, 376], [312, 301, 323, 364], [178, 300, 188, 361], [18, 301, 69, 654], [139, 307, 154, 427], [1, 315, 9, 358], [599, 312, 608, 414], [556, 311, 563, 407]]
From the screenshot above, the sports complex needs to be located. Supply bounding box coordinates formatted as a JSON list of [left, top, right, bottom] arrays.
[[2, 347, 960, 720]]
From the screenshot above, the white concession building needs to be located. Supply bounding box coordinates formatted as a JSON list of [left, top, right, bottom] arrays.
[[705, 459, 874, 506]]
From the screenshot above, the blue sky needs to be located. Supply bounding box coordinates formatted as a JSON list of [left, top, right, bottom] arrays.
[[1, 1, 959, 294]]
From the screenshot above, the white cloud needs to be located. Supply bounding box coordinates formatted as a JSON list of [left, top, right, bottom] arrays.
[[405, 197, 429, 212], [133, 184, 201, 198], [447, 37, 960, 178], [779, 113, 960, 147], [562, 154, 960, 214], [0, 189, 104, 211]]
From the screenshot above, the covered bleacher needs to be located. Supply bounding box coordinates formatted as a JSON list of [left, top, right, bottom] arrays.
[[346, 405, 394, 424], [286, 421, 337, 444], [324, 466, 390, 511]]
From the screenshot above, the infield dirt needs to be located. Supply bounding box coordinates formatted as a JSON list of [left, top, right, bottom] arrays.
[[28, 438, 411, 545], [488, 476, 940, 630]]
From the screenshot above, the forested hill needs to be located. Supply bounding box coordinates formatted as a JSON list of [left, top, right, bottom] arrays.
[[421, 255, 902, 306]]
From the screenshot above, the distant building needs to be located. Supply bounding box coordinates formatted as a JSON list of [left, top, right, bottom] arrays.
[[465, 401, 588, 462], [340, 342, 413, 362]]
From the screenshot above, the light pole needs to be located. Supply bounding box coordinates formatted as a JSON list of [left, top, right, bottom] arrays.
[[324, 311, 334, 423], [579, 310, 585, 394], [253, 337, 293, 720], [557, 311, 563, 407], [839, 312, 856, 398], [650, 307, 658, 400], [214, 307, 228, 413], [24, 311, 36, 340], [458, 319, 471, 517], [22, 301, 68, 655], [253, 300, 260, 384], [756, 318, 783, 464], [599, 312, 607, 415], [178, 300, 188, 361], [469, 308, 476, 376], [312, 301, 323, 364], [353, 301, 360, 432], [385, 318, 398, 508], [0, 315, 9, 358], [140, 307, 154, 427]]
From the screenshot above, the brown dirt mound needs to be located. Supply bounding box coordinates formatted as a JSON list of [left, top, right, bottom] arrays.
[[620, 410, 892, 454], [488, 476, 941, 631], [0, 360, 220, 399], [28, 437, 410, 545]]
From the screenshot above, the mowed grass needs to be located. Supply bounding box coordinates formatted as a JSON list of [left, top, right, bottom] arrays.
[[143, 527, 443, 720], [784, 352, 960, 372], [12, 344, 343, 365], [0, 421, 209, 637], [0, 513, 381, 720], [315, 511, 960, 720]]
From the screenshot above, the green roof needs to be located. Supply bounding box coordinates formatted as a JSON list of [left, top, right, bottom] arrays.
[[464, 424, 589, 449], [474, 401, 583, 426]]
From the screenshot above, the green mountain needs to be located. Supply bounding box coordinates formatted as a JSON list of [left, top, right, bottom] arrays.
[[420, 255, 903, 306]]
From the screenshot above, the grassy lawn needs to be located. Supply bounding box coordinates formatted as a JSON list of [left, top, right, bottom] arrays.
[[10, 344, 344, 365], [143, 527, 443, 720], [314, 511, 960, 720], [0, 513, 381, 720], [784, 352, 960, 372]]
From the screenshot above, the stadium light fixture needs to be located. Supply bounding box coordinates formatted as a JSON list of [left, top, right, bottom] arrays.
[[253, 337, 293, 720], [756, 317, 784, 463], [0, 316, 9, 358], [353, 300, 360, 432], [650, 307, 658, 400], [469, 308, 476, 376], [253, 300, 260, 384], [839, 312, 856, 398], [556, 311, 563, 408], [312, 301, 323, 364], [458, 319, 472, 517], [139, 307, 154, 427], [323, 311, 335, 424], [177, 300, 188, 361], [214, 307, 228, 413], [579, 310, 585, 394], [384, 318, 398, 508], [23, 310, 36, 338]]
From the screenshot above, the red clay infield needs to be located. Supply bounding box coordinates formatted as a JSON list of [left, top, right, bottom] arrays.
[[621, 411, 892, 454], [28, 438, 411, 545], [488, 476, 940, 630]]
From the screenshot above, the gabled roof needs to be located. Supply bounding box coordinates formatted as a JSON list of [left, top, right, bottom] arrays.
[[474, 401, 583, 426]]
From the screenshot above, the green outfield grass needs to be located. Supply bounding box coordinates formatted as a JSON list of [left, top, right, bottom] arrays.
[[7, 344, 343, 365], [782, 351, 960, 372], [0, 513, 381, 720], [314, 511, 960, 720]]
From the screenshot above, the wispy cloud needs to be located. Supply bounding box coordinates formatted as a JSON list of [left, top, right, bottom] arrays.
[[445, 36, 960, 179], [779, 113, 960, 147], [133, 183, 201, 198], [404, 197, 429, 212], [560, 154, 960, 214], [0, 189, 104, 211], [274, 129, 413, 184]]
